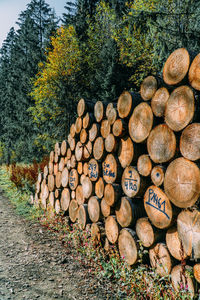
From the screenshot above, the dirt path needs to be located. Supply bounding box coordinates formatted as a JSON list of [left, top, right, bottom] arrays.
[[0, 190, 115, 300]]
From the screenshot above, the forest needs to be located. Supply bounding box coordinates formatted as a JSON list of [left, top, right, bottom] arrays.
[[0, 0, 200, 164]]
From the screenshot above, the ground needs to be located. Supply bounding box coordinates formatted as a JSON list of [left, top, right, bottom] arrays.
[[0, 190, 116, 300]]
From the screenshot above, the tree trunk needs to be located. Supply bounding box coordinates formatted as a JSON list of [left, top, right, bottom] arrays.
[[118, 228, 138, 265], [104, 183, 122, 206], [180, 123, 200, 161], [166, 226, 187, 261], [88, 196, 102, 223], [144, 186, 173, 229], [165, 86, 195, 132], [105, 215, 120, 244], [149, 243, 172, 276], [140, 76, 157, 101], [177, 209, 200, 259], [151, 87, 169, 117], [137, 154, 152, 177], [164, 157, 200, 208], [58, 157, 65, 172], [163, 48, 190, 85], [54, 142, 61, 156], [55, 188, 61, 199], [128, 103, 153, 143]]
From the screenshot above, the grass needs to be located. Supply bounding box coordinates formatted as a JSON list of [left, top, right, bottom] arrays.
[[0, 164, 199, 299]]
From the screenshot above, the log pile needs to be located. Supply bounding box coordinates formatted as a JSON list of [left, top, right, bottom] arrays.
[[34, 48, 200, 295]]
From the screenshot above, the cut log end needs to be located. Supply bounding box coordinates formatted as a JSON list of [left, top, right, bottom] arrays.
[[140, 76, 157, 101], [118, 228, 138, 265]]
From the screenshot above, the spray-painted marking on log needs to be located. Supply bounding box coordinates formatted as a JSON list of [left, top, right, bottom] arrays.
[[146, 188, 170, 219], [88, 163, 98, 179], [124, 170, 138, 191], [103, 163, 115, 178]]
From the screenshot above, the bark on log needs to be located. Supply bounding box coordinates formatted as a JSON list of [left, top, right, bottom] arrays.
[[165, 86, 195, 132], [80, 129, 88, 144], [88, 158, 100, 182], [83, 140, 92, 160], [118, 136, 134, 168], [151, 166, 165, 187], [61, 140, 67, 156], [144, 186, 173, 229], [118, 228, 138, 265], [128, 103, 153, 143], [104, 183, 122, 206], [55, 172, 62, 188], [75, 141, 83, 162], [69, 169, 79, 191], [112, 119, 127, 137], [177, 209, 200, 259], [136, 217, 162, 248], [140, 76, 157, 101], [93, 137, 105, 161], [166, 226, 187, 261], [105, 133, 118, 153], [60, 188, 70, 211], [164, 157, 200, 208], [88, 196, 102, 223], [189, 53, 200, 90], [149, 243, 172, 276], [193, 264, 200, 283], [95, 177, 104, 199], [105, 215, 119, 244], [180, 123, 200, 161], [137, 154, 152, 177], [48, 175, 55, 192], [100, 119, 111, 138], [76, 185, 85, 205], [171, 265, 195, 297], [82, 176, 94, 199], [75, 117, 82, 134], [78, 204, 90, 229], [147, 124, 176, 163], [69, 199, 79, 222], [89, 123, 100, 142], [102, 154, 122, 184], [116, 197, 144, 228], [151, 87, 169, 117], [163, 48, 190, 85]]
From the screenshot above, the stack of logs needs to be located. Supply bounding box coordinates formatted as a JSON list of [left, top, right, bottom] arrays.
[[34, 48, 200, 296]]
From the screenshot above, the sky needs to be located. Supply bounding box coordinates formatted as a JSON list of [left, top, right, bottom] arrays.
[[0, 0, 68, 48]]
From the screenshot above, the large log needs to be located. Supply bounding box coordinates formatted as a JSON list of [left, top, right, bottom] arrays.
[[147, 124, 176, 163], [149, 243, 172, 276], [180, 123, 200, 161], [93, 137, 105, 161], [82, 176, 94, 199], [117, 91, 141, 119], [102, 154, 122, 184], [83, 140, 92, 160], [144, 186, 173, 229], [69, 199, 79, 222], [128, 103, 153, 143], [164, 157, 200, 208], [171, 265, 195, 297], [95, 177, 104, 199], [76, 185, 85, 205], [118, 136, 134, 168], [48, 174, 55, 192], [115, 197, 144, 228], [105, 133, 118, 153], [165, 86, 195, 132], [137, 154, 152, 177], [60, 188, 70, 212], [189, 53, 200, 90], [151, 166, 165, 187], [163, 48, 190, 85], [88, 196, 102, 223], [75, 141, 83, 162], [78, 204, 90, 229], [151, 87, 169, 117], [105, 215, 119, 244], [89, 123, 100, 142], [140, 76, 157, 101], [136, 217, 162, 248], [118, 228, 138, 265], [69, 169, 79, 191], [104, 183, 122, 206], [61, 140, 67, 156], [88, 158, 100, 182], [177, 209, 200, 259], [193, 264, 200, 283], [94, 101, 104, 122], [166, 226, 187, 261], [100, 119, 111, 138]]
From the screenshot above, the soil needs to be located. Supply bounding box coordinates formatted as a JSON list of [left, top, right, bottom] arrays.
[[0, 190, 117, 300]]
